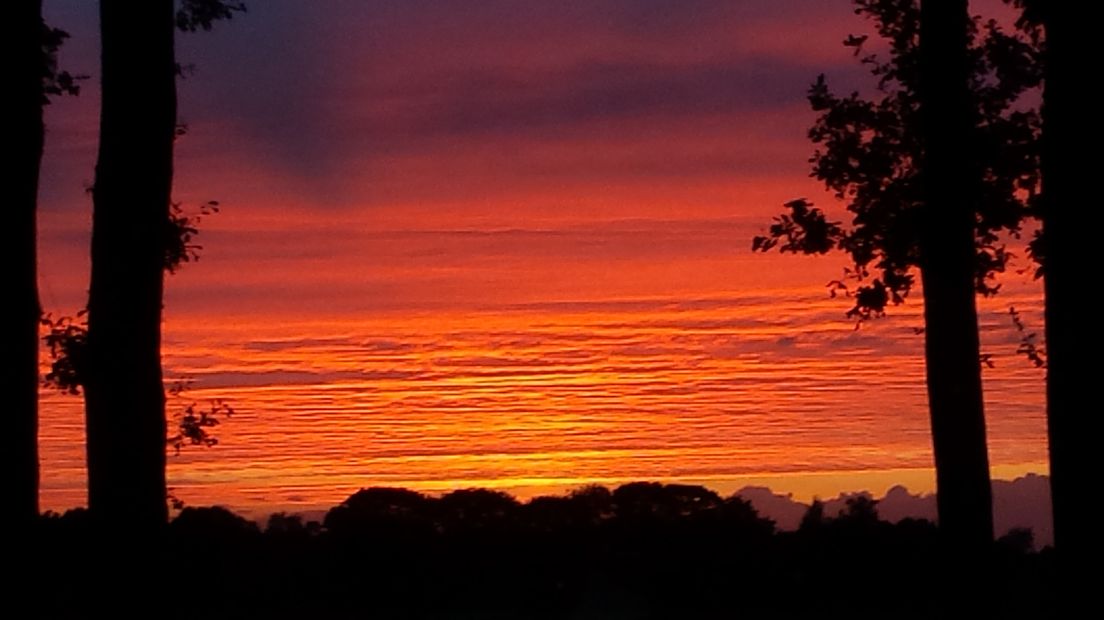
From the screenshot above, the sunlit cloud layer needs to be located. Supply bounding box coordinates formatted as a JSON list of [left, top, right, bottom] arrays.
[[36, 0, 1045, 515]]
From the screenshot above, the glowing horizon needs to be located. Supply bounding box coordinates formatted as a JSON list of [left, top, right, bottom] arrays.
[[35, 0, 1047, 516]]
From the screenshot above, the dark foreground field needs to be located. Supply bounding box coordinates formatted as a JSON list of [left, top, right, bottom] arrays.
[[19, 483, 1055, 618]]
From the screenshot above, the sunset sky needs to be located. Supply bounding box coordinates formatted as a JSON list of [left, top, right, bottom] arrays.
[[36, 0, 1047, 515]]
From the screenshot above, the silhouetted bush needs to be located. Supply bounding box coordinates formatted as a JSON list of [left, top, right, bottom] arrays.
[[22, 483, 1056, 619]]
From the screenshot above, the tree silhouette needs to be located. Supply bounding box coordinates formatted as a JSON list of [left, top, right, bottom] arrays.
[[30, 482, 1058, 617], [165, 383, 235, 456], [84, 0, 245, 531], [41, 247, 233, 468], [916, 0, 994, 549], [3, 1, 82, 525], [1023, 0, 1092, 568], [84, 0, 178, 530], [752, 0, 1040, 547], [5, 0, 47, 528]]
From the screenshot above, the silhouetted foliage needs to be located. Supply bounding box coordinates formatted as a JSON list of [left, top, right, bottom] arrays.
[[1009, 305, 1046, 368], [752, 0, 1041, 320], [326, 487, 433, 526], [22, 483, 1057, 618], [41, 312, 88, 396], [613, 481, 721, 520], [751, 198, 843, 256], [568, 483, 616, 517], [175, 0, 247, 33], [841, 494, 881, 525], [40, 23, 85, 100], [750, 0, 1044, 548], [166, 390, 235, 455], [265, 512, 321, 539], [41, 321, 233, 455], [43, 197, 220, 396], [799, 499, 827, 532], [167, 488, 187, 513], [80, 0, 248, 531], [996, 527, 1035, 555], [164, 200, 220, 273], [171, 505, 260, 542], [323, 487, 437, 545], [436, 488, 521, 531]]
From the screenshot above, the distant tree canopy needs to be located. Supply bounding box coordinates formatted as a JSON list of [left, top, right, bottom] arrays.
[[29, 483, 1058, 618], [753, 0, 1041, 321], [323, 483, 774, 538]]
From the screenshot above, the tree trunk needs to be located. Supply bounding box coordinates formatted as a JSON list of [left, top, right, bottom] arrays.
[[2, 0, 45, 525], [918, 0, 994, 547], [1040, 4, 1090, 564], [85, 0, 175, 530]]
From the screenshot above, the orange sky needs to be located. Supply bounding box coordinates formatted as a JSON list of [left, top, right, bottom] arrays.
[[36, 0, 1046, 515]]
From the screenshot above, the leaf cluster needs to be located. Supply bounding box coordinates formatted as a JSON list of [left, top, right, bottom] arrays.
[[41, 22, 85, 101], [167, 395, 235, 456], [41, 312, 89, 395], [176, 0, 247, 33], [752, 0, 1042, 320], [164, 200, 220, 273], [1009, 305, 1046, 368]]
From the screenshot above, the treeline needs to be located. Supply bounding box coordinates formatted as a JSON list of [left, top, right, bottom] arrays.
[[25, 483, 1054, 618]]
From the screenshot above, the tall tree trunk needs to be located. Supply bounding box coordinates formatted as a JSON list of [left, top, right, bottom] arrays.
[[918, 0, 994, 547], [85, 0, 175, 530], [1040, 4, 1090, 563], [2, 0, 45, 525]]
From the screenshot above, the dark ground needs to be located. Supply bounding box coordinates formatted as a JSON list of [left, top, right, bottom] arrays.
[[18, 483, 1056, 619]]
